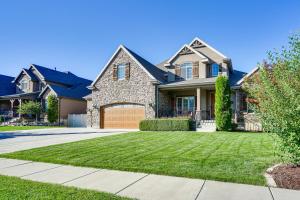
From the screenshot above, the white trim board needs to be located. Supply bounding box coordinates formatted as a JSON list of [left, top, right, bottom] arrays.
[[166, 44, 209, 64], [237, 67, 259, 85], [189, 37, 228, 59]]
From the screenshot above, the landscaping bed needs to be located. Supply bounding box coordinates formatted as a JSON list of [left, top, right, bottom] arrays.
[[1, 131, 279, 186], [270, 165, 300, 190]]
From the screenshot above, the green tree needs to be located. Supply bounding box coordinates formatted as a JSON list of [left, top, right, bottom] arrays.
[[17, 101, 41, 122], [215, 76, 232, 131], [47, 95, 58, 123], [244, 33, 300, 164]]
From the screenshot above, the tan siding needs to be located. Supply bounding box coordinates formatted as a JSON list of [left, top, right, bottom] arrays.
[[59, 98, 87, 119]]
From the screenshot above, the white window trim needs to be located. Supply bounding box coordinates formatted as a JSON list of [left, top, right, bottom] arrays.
[[176, 96, 195, 114], [181, 62, 193, 80], [117, 64, 126, 80]]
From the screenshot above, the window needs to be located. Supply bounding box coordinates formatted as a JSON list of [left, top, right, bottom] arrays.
[[20, 80, 28, 91], [176, 96, 195, 115], [181, 62, 193, 80], [211, 63, 220, 77], [117, 64, 126, 80]]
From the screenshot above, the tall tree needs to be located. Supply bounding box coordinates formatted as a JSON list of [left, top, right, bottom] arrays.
[[215, 75, 232, 131], [244, 33, 300, 164], [47, 95, 58, 123]]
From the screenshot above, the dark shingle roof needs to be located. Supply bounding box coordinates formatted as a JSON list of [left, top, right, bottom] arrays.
[[0, 74, 15, 96], [23, 69, 38, 81], [32, 64, 91, 86], [124, 47, 166, 83], [229, 70, 247, 87], [48, 83, 92, 100]]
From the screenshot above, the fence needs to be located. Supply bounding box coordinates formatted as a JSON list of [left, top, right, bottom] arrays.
[[68, 114, 87, 127]]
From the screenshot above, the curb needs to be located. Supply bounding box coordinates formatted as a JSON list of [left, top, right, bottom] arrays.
[[264, 163, 282, 188]]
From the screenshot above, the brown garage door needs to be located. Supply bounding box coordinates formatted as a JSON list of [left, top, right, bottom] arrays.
[[101, 104, 145, 129]]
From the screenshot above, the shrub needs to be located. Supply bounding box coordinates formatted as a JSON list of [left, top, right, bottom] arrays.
[[139, 118, 192, 131], [47, 95, 58, 123], [244, 33, 300, 164], [215, 75, 232, 131], [0, 116, 4, 123]]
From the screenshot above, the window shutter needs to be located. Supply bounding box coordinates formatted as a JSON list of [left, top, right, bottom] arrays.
[[192, 61, 199, 78], [125, 62, 130, 80], [175, 64, 181, 80], [112, 64, 117, 81]]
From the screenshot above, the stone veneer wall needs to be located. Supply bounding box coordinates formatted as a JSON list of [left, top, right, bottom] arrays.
[[87, 49, 156, 128], [158, 91, 171, 117]]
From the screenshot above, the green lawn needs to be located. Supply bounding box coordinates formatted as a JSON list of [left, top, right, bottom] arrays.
[[1, 131, 279, 186], [0, 126, 62, 132], [0, 175, 131, 200]]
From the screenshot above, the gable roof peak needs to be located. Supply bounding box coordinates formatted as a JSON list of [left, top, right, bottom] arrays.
[[189, 37, 228, 59], [166, 44, 209, 65], [90, 45, 165, 87]]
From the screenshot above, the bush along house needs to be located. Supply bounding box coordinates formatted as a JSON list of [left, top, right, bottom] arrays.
[[86, 37, 258, 131], [0, 64, 92, 125]]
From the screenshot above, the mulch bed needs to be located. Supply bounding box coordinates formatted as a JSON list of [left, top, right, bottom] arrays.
[[270, 164, 300, 190]]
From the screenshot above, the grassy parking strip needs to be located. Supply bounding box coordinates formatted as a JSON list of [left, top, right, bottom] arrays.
[[1, 131, 279, 186], [0, 175, 131, 200], [0, 126, 61, 132]]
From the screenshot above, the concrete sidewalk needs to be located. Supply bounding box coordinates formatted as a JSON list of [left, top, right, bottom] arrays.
[[0, 158, 299, 200]]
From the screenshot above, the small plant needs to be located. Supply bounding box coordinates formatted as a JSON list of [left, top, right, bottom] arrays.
[[47, 95, 58, 123], [215, 75, 232, 131], [17, 101, 41, 122], [0, 116, 5, 123]]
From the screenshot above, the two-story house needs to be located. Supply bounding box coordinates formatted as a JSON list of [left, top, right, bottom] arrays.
[[86, 38, 248, 130], [0, 64, 92, 124]]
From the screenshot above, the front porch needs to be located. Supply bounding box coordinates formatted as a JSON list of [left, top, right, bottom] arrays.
[[158, 84, 216, 122], [0, 92, 40, 119]]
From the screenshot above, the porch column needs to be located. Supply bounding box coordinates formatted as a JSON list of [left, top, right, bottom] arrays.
[[18, 99, 22, 118], [9, 99, 15, 110], [196, 88, 201, 111]]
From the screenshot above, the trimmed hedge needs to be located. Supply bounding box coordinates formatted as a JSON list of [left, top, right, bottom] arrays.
[[139, 118, 192, 131]]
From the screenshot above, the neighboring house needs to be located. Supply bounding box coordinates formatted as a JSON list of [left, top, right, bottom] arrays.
[[0, 64, 92, 124], [87, 37, 253, 130]]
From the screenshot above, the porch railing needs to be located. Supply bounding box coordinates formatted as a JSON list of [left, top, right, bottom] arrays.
[[158, 109, 213, 120]]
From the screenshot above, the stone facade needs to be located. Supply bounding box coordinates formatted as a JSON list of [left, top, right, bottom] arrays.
[[87, 49, 156, 128]]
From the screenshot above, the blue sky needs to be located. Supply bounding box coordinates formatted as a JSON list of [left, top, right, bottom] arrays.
[[0, 0, 299, 80]]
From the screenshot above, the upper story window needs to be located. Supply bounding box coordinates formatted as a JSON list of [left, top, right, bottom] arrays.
[[211, 63, 220, 77], [117, 64, 126, 80], [181, 62, 193, 80], [20, 80, 28, 91]]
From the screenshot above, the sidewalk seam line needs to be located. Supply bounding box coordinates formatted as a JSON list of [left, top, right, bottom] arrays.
[[115, 174, 149, 195], [194, 180, 206, 200], [0, 160, 33, 170], [20, 165, 63, 178], [268, 187, 275, 200], [61, 169, 103, 185]]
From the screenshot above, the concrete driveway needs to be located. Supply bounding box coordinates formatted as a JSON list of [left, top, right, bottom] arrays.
[[0, 128, 131, 154]]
